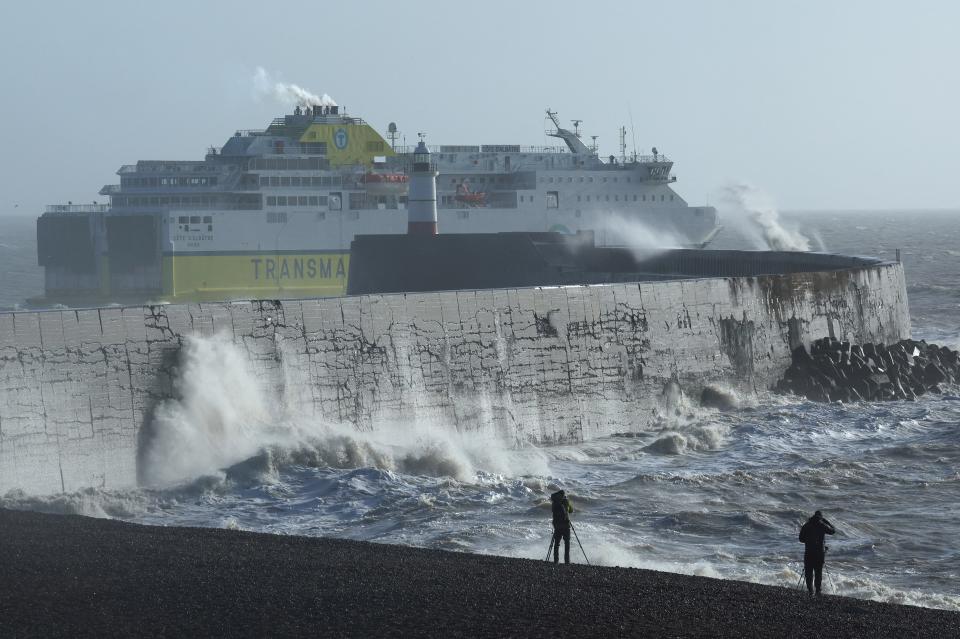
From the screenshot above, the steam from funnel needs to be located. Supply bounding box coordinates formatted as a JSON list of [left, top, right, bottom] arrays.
[[253, 66, 337, 108], [718, 182, 810, 252]]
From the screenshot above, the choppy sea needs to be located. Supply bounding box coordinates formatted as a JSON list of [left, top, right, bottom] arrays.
[[1, 210, 958, 610]]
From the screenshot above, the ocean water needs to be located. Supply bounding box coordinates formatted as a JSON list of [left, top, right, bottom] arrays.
[[1, 209, 958, 611]]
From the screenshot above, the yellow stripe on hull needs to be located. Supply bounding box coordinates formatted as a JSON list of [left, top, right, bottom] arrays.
[[162, 252, 350, 302]]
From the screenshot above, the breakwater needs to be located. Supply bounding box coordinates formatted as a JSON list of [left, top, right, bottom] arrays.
[[0, 251, 909, 494]]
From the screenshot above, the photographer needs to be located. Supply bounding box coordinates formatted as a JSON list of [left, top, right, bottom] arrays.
[[798, 510, 837, 595]]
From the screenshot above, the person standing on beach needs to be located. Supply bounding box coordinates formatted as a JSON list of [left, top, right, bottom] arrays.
[[799, 510, 836, 595], [550, 490, 574, 564]]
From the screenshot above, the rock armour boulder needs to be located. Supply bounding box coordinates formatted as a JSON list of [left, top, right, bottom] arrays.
[[775, 337, 959, 403]]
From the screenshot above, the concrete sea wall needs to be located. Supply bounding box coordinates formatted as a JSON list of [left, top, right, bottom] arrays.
[[0, 261, 909, 494]]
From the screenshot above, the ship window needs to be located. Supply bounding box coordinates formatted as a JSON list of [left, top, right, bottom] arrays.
[[178, 216, 188, 224], [270, 177, 280, 187], [575, 210, 581, 218], [299, 196, 308, 206], [605, 195, 610, 202], [349, 193, 366, 210], [318, 196, 328, 205], [548, 177, 554, 183], [190, 216, 201, 224], [661, 195, 665, 202], [208, 225, 213, 232], [277, 196, 288, 206], [588, 177, 594, 183], [586, 196, 590, 202], [267, 196, 277, 206], [309, 196, 319, 206], [670, 195, 674, 201], [260, 177, 269, 186], [281, 177, 291, 187], [603, 177, 608, 183], [642, 194, 646, 201], [633, 195, 638, 201], [291, 177, 301, 187], [203, 216, 212, 223], [577, 195, 581, 202], [546, 191, 559, 209], [349, 211, 359, 220], [316, 211, 326, 220], [311, 177, 321, 186], [613, 177, 617, 183]]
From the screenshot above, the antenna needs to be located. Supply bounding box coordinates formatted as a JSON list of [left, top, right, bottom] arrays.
[[417, 131, 426, 142], [571, 120, 582, 137], [619, 126, 627, 164], [590, 135, 599, 154], [627, 104, 638, 162], [545, 108, 562, 132]]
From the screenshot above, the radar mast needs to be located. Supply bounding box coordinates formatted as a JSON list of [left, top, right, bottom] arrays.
[[545, 109, 592, 155]]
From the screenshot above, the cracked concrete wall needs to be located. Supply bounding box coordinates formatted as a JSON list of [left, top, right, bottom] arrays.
[[0, 262, 909, 494]]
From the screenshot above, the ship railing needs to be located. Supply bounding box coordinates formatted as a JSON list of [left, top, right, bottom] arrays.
[[631, 154, 671, 164], [117, 165, 138, 174], [45, 204, 110, 213], [270, 116, 365, 127], [394, 145, 569, 155]]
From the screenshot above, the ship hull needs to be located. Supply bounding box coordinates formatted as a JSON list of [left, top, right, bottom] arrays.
[[34, 204, 718, 306]]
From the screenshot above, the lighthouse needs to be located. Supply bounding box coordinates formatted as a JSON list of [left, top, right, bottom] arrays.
[[407, 138, 438, 235]]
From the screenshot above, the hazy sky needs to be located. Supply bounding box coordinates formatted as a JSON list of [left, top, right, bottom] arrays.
[[1, 0, 958, 214]]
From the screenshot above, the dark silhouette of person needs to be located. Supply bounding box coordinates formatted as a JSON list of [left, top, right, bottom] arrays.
[[550, 490, 573, 564], [799, 510, 836, 595]]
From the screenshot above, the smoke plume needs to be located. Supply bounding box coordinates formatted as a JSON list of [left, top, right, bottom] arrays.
[[718, 182, 810, 252], [253, 66, 337, 108]]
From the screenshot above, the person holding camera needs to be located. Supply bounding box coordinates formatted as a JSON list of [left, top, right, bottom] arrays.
[[798, 510, 837, 595], [550, 490, 574, 564]]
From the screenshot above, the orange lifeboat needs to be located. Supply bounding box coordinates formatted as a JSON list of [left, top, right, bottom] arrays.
[[362, 172, 409, 195], [454, 182, 486, 207]]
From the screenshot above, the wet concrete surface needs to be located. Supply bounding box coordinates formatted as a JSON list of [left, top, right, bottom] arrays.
[[1, 509, 957, 638]]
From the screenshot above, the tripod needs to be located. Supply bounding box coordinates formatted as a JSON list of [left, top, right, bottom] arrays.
[[544, 522, 591, 565]]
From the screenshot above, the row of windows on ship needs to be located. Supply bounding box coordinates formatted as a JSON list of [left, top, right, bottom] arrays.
[[172, 208, 616, 230], [113, 190, 675, 210], [517, 193, 676, 204], [121, 170, 663, 191]]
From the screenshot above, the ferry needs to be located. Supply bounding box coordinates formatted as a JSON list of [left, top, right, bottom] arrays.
[[36, 106, 720, 305]]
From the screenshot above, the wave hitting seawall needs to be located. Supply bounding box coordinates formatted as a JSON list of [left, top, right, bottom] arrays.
[[0, 257, 909, 494]]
